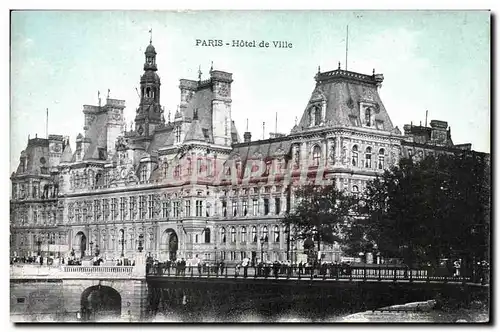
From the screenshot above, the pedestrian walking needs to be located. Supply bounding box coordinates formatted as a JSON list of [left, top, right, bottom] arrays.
[[242, 258, 249, 278], [219, 260, 225, 275]]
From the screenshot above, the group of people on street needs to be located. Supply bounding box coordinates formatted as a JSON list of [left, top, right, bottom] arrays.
[[147, 257, 230, 276]]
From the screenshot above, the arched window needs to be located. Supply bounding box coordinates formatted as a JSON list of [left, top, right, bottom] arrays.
[[220, 227, 226, 243], [274, 226, 280, 243], [146, 87, 151, 98], [241, 226, 247, 243], [365, 107, 372, 126], [263, 226, 269, 242], [204, 228, 211, 243], [312, 145, 321, 167], [378, 148, 385, 169], [365, 147, 372, 168], [230, 227, 236, 243], [252, 226, 257, 243], [352, 145, 358, 167]]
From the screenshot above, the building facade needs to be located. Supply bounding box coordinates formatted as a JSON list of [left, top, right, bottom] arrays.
[[10, 39, 480, 265]]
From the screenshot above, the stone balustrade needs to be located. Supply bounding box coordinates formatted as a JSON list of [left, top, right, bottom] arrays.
[[10, 264, 143, 280]]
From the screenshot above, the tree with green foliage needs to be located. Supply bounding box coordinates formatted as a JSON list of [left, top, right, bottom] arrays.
[[345, 152, 490, 269], [282, 184, 357, 258]]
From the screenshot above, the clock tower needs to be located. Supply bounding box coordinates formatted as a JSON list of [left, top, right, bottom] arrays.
[[134, 37, 163, 137]]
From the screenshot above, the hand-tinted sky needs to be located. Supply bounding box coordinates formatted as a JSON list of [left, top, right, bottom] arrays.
[[10, 10, 490, 172]]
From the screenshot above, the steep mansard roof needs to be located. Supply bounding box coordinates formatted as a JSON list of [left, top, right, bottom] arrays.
[[295, 69, 394, 133]]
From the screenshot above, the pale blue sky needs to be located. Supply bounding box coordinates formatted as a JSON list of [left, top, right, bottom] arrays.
[[10, 10, 490, 172]]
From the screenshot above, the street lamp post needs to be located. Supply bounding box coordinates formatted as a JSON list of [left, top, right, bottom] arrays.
[[119, 232, 126, 257], [36, 236, 42, 256], [260, 236, 265, 262], [89, 241, 94, 256], [58, 233, 62, 258], [214, 245, 218, 266]]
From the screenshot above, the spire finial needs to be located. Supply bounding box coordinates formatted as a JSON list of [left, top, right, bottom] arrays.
[[338, 61, 341, 70], [168, 110, 171, 123], [295, 116, 298, 126], [107, 88, 110, 99], [210, 61, 213, 73], [317, 65, 321, 74], [198, 65, 202, 81], [149, 28, 152, 44], [98, 90, 101, 107], [372, 68, 375, 75]]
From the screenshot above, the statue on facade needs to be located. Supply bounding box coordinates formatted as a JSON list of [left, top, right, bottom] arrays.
[[341, 141, 348, 165], [329, 139, 336, 165]]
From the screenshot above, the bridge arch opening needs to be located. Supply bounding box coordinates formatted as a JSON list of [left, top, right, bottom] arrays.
[[81, 285, 121, 321], [160, 229, 178, 261], [75, 231, 87, 258]]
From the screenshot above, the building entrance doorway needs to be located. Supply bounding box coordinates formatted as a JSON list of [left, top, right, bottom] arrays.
[[75, 232, 87, 258]]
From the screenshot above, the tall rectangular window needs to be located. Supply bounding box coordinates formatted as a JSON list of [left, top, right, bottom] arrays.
[[111, 198, 117, 220], [206, 159, 212, 176], [175, 126, 181, 143], [129, 197, 135, 218], [197, 159, 202, 174], [162, 201, 169, 218], [252, 199, 258, 216], [140, 167, 147, 182], [195, 200, 203, 217], [139, 196, 146, 219], [174, 165, 181, 178], [102, 199, 109, 221], [120, 197, 126, 220], [94, 200, 100, 221], [275, 197, 281, 215], [148, 194, 154, 219], [185, 200, 191, 217], [264, 198, 269, 215], [173, 201, 180, 217]]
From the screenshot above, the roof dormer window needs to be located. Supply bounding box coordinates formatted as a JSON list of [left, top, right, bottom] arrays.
[[175, 126, 181, 143], [308, 104, 323, 127], [360, 102, 377, 128]]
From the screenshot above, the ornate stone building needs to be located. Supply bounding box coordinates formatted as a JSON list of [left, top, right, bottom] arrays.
[[10, 39, 479, 265]]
